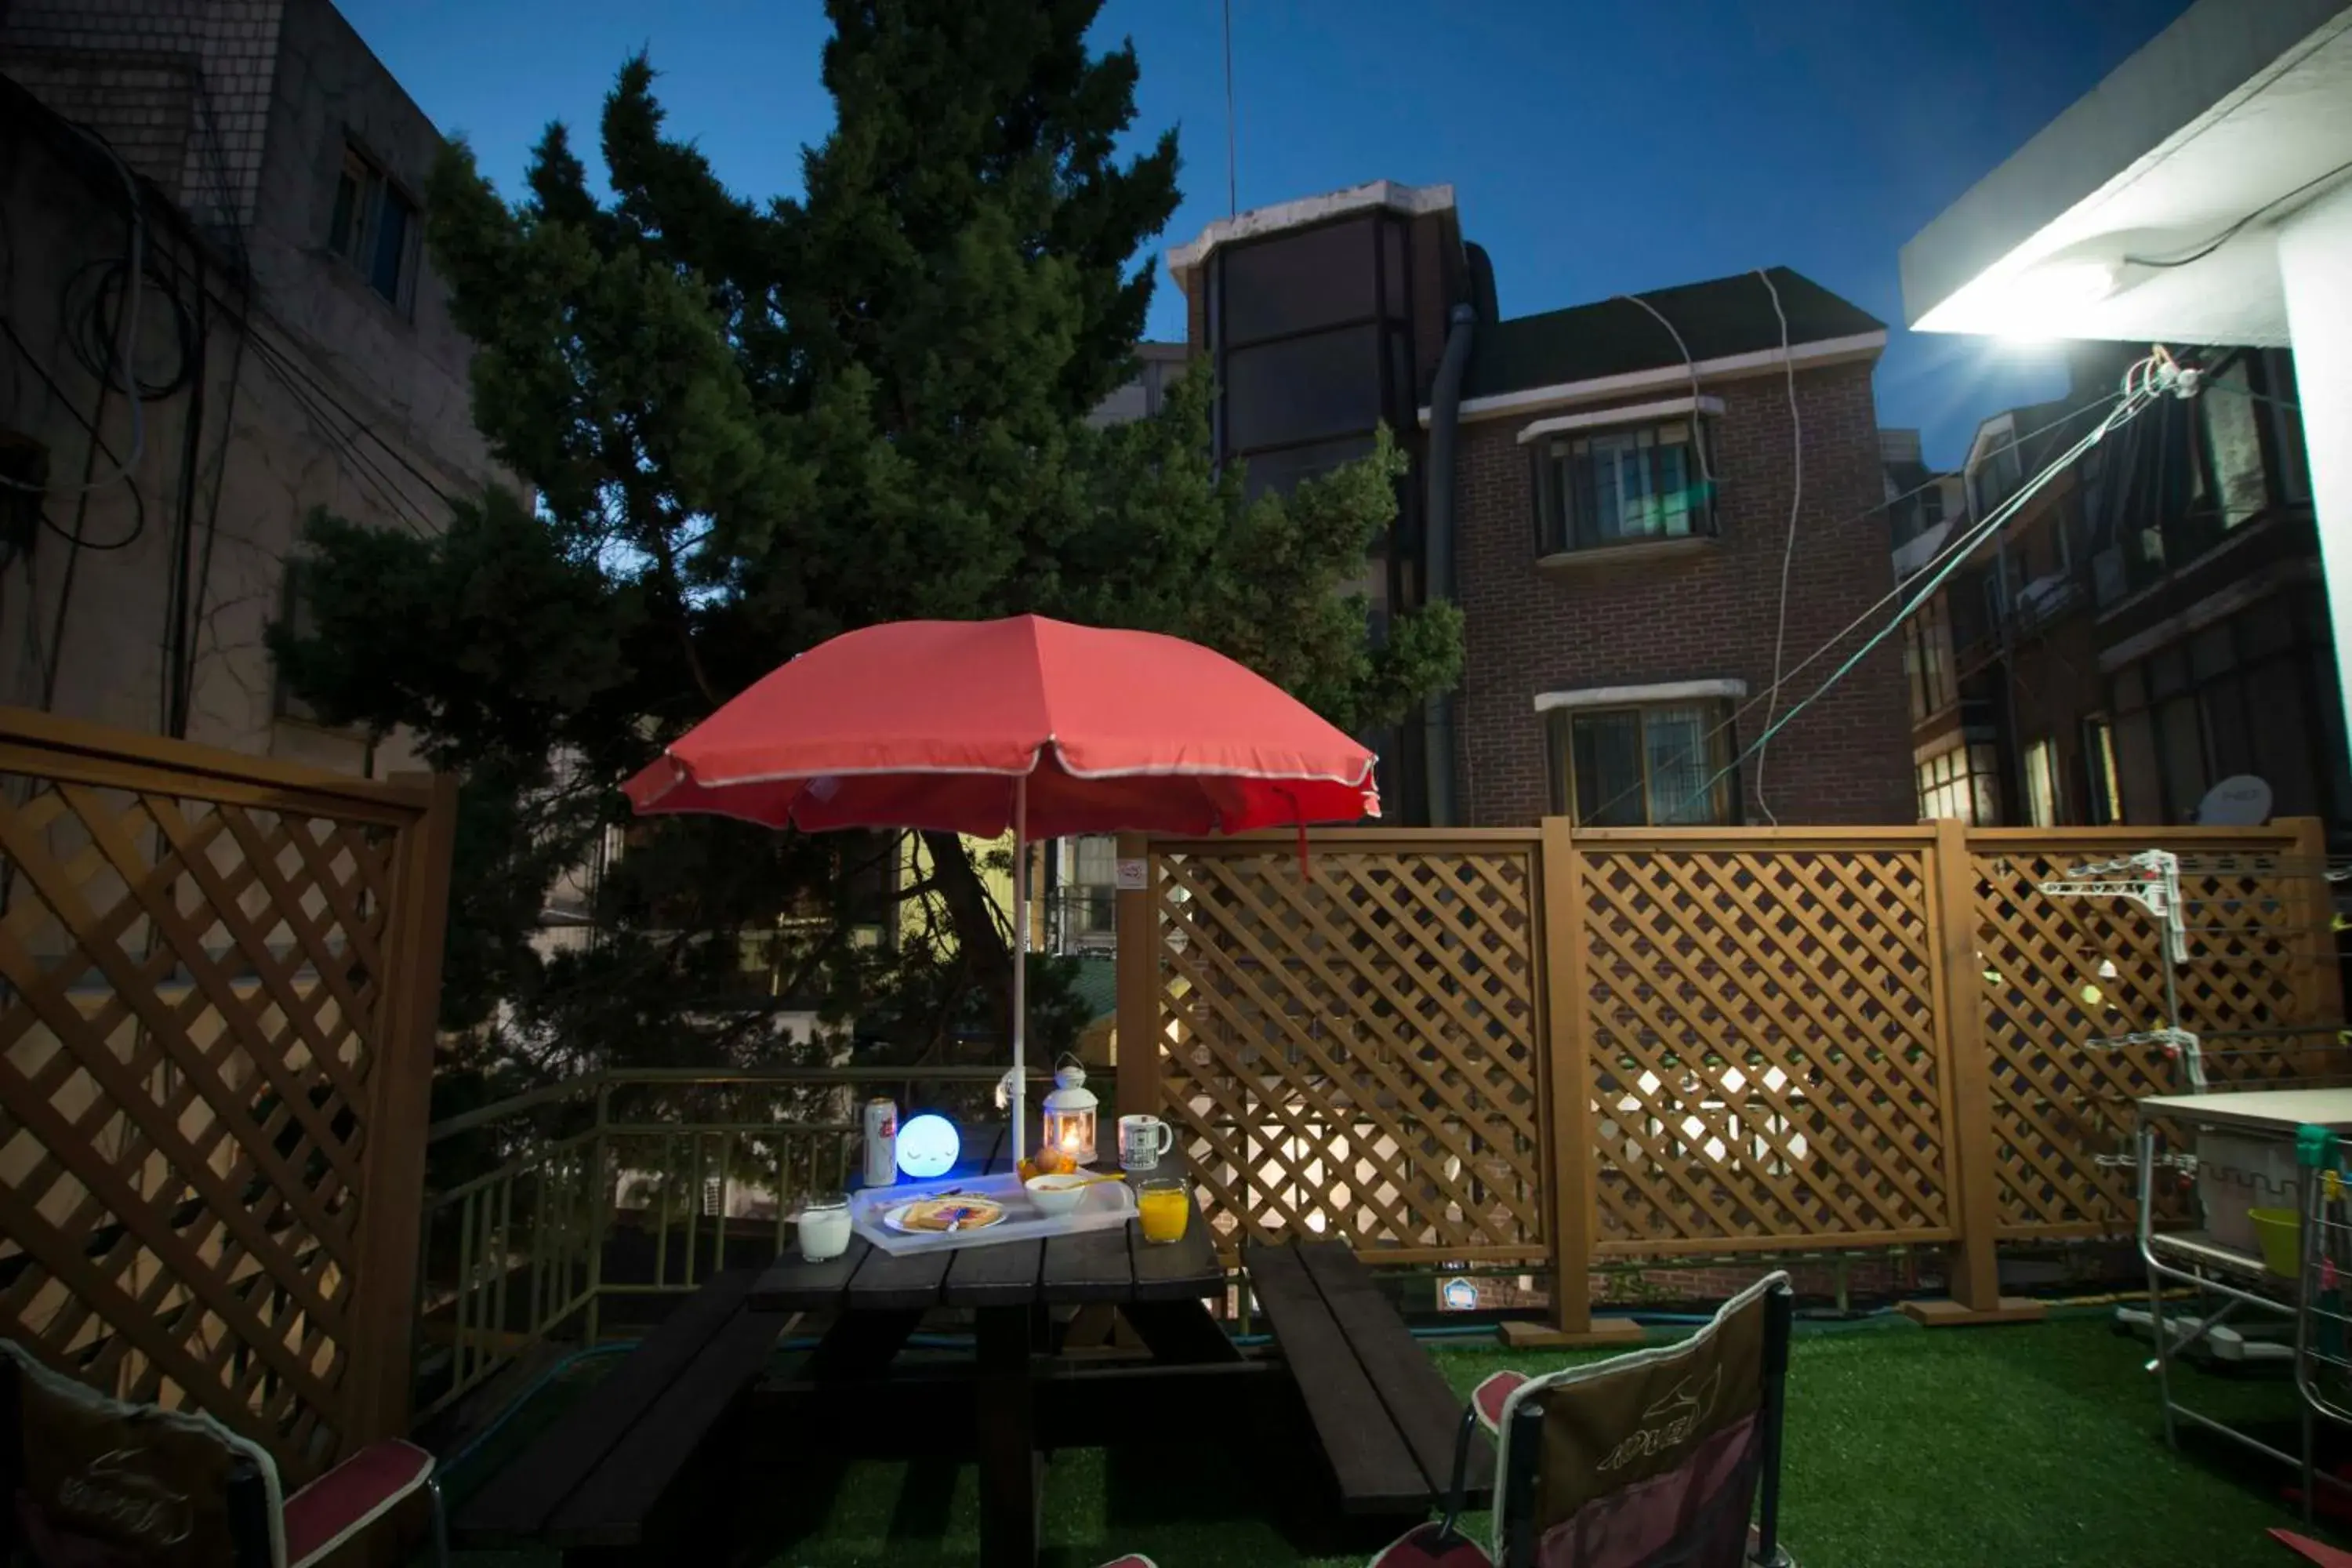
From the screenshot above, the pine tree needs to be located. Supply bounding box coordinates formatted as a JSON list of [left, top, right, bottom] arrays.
[[271, 0, 1462, 1090]]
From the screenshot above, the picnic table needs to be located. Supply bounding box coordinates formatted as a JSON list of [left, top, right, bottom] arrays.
[[751, 1124, 1233, 1568]]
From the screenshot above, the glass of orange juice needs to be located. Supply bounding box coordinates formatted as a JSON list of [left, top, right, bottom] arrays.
[[1136, 1178, 1189, 1245]]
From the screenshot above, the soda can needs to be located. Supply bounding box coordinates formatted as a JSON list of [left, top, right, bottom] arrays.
[[862, 1097, 898, 1188]]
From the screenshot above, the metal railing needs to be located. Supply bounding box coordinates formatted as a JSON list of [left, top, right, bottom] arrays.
[[411, 1065, 1044, 1421]]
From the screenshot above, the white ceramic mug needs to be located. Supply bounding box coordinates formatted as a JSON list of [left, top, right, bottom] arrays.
[[1119, 1113, 1175, 1172]]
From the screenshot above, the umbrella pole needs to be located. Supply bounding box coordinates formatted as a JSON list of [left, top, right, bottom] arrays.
[[1011, 775, 1027, 1167]]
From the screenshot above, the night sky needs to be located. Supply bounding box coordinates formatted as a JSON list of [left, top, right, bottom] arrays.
[[338, 0, 2195, 467]]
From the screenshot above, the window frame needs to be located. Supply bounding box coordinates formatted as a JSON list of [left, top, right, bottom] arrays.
[[1532, 414, 1717, 557], [2082, 715, 2122, 826], [1544, 701, 1737, 827], [2023, 738, 2061, 828], [326, 141, 420, 313], [1915, 741, 2001, 826]]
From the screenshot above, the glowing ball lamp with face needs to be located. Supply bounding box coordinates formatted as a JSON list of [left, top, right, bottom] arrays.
[[895, 1113, 960, 1180]]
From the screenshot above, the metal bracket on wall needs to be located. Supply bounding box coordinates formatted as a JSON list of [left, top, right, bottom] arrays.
[[2042, 849, 2187, 965], [2085, 1028, 2206, 1090]]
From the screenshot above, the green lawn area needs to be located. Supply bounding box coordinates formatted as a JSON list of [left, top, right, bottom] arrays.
[[443, 1311, 2350, 1567]]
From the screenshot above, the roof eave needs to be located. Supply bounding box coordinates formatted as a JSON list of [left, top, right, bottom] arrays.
[[1419, 329, 1887, 428]]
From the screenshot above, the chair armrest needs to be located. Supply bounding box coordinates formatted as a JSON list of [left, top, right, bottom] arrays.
[[282, 1439, 435, 1568]]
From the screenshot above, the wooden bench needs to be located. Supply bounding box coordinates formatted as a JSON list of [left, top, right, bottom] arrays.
[[454, 1269, 788, 1563], [1247, 1240, 1495, 1518]]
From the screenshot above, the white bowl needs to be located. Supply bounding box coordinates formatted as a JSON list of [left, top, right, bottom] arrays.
[[1025, 1174, 1094, 1216]]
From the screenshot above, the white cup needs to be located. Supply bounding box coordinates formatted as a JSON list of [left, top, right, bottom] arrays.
[[798, 1197, 852, 1262], [1119, 1114, 1175, 1172]]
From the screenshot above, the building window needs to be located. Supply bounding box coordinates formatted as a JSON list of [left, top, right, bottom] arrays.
[[1547, 703, 1733, 826], [328, 143, 417, 307], [1534, 417, 1715, 555], [1903, 594, 1957, 724], [1055, 836, 1119, 953], [1969, 434, 2023, 521], [2083, 717, 2122, 826], [2024, 739, 2061, 827], [2107, 588, 2339, 822], [1917, 742, 2000, 825]]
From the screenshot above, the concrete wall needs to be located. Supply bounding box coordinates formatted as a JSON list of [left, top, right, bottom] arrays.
[[0, 0, 507, 776], [1453, 361, 1915, 826]]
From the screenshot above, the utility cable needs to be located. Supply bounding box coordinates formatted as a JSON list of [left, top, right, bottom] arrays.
[[1613, 291, 1715, 494], [0, 316, 150, 552], [230, 303, 456, 508], [1750, 267, 1800, 826], [245, 332, 437, 536], [2122, 156, 2352, 270], [1668, 362, 2169, 820], [1566, 387, 2130, 828], [1221, 0, 1238, 217], [0, 122, 149, 498]]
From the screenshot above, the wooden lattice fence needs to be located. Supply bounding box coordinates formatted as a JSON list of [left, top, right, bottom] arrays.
[[1969, 829, 2350, 1240], [1118, 816, 2345, 1331], [1127, 832, 1547, 1266], [1567, 831, 1952, 1257], [0, 709, 456, 1479]]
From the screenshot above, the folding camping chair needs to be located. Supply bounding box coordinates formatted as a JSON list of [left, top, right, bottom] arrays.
[[1371, 1272, 1796, 1568], [1, 1340, 446, 1567]]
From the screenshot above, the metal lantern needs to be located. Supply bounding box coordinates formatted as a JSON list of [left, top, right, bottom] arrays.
[[1040, 1060, 1099, 1166]]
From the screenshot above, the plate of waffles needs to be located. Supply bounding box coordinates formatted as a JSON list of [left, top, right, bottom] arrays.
[[884, 1193, 1008, 1234]]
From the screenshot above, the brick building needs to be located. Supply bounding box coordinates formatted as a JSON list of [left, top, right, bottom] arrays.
[[0, 0, 506, 771], [1894, 340, 2348, 837], [1166, 182, 1912, 827]]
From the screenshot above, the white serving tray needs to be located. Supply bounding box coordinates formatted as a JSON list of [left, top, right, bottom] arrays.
[[848, 1170, 1137, 1257]]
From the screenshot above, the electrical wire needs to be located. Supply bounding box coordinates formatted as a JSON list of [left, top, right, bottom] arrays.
[[1567, 387, 2131, 829], [231, 307, 456, 510], [65, 257, 194, 401], [2122, 155, 2352, 270], [1750, 267, 1799, 826], [1221, 0, 1238, 217], [0, 315, 150, 552], [247, 335, 435, 537], [1613, 291, 1715, 494], [1668, 360, 2170, 819], [0, 121, 149, 499]]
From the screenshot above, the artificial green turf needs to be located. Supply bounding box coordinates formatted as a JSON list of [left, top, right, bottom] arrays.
[[441, 1313, 2350, 1567]]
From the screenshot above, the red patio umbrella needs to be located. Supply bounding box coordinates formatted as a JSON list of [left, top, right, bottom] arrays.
[[622, 614, 1379, 1160]]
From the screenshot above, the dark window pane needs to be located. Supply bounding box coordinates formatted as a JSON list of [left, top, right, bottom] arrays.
[[2202, 673, 2251, 782], [1381, 220, 1406, 321], [2190, 622, 2235, 681], [2114, 710, 2161, 823], [1238, 434, 1374, 501], [2241, 597, 2294, 659], [1225, 326, 1380, 452], [370, 185, 412, 302], [1644, 706, 1718, 825], [2251, 659, 2315, 819], [328, 169, 361, 259], [2156, 695, 2205, 818], [1571, 711, 1646, 827], [2149, 646, 2189, 699], [1386, 328, 1414, 426], [2113, 664, 2147, 712], [1221, 219, 1377, 346]]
